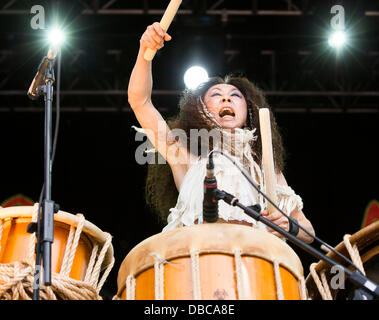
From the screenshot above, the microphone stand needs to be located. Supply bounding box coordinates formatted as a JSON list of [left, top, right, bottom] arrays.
[[28, 57, 57, 300], [214, 188, 379, 299]]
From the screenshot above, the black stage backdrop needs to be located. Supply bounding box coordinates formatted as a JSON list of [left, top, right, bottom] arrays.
[[0, 0, 378, 300], [0, 109, 377, 299]]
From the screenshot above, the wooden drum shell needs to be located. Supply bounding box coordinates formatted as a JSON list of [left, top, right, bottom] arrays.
[[116, 223, 305, 300], [0, 217, 92, 281], [0, 206, 114, 281]]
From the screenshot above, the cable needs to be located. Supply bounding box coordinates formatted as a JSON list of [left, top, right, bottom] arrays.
[[210, 149, 365, 276]]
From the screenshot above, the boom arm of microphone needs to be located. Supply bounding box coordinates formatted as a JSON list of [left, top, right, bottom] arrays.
[[200, 146, 378, 298], [211, 149, 367, 276], [203, 146, 379, 298], [215, 188, 379, 299], [206, 148, 378, 299]]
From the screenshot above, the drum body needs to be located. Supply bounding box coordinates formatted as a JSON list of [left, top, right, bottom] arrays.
[[116, 223, 306, 300], [0, 205, 114, 300], [0, 215, 92, 280], [306, 221, 379, 300]]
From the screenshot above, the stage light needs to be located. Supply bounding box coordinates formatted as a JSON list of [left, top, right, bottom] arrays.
[[47, 27, 66, 48], [184, 66, 209, 89], [328, 31, 346, 49]]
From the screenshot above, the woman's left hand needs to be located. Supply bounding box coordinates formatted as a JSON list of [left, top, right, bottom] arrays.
[[261, 210, 289, 238]]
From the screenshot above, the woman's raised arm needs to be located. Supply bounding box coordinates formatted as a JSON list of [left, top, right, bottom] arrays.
[[128, 23, 190, 190]]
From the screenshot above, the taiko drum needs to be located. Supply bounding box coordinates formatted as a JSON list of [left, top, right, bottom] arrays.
[[115, 223, 306, 300], [0, 205, 112, 281]]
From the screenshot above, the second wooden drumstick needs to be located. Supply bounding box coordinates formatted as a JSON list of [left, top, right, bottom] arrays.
[[259, 108, 278, 214], [143, 0, 182, 61]]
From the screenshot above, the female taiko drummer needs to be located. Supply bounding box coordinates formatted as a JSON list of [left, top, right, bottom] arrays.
[[128, 22, 315, 244]]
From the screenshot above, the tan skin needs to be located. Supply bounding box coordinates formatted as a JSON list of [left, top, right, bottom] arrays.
[[128, 22, 315, 243]]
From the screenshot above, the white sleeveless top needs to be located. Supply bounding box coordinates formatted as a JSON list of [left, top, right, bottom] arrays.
[[162, 128, 303, 232]]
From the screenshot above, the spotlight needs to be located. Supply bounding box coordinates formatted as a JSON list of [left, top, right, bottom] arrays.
[[47, 27, 66, 48], [328, 31, 346, 49], [184, 66, 209, 89]]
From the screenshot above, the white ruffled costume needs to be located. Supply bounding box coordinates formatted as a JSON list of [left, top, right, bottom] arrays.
[[133, 127, 303, 233]]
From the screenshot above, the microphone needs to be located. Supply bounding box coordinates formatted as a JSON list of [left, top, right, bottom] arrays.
[[203, 152, 219, 222], [27, 47, 58, 100]]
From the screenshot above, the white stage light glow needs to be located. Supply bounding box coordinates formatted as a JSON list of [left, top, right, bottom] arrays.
[[47, 27, 66, 47], [184, 66, 209, 89], [328, 31, 346, 49]]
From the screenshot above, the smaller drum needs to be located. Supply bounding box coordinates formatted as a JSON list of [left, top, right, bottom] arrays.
[[114, 223, 307, 300], [0, 204, 114, 300], [306, 221, 379, 300]]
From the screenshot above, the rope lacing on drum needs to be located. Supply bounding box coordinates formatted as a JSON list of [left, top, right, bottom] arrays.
[[310, 233, 366, 300], [298, 277, 308, 300], [309, 263, 333, 300], [343, 234, 366, 275], [273, 260, 285, 300], [0, 204, 115, 300], [234, 249, 247, 300], [190, 249, 202, 300]]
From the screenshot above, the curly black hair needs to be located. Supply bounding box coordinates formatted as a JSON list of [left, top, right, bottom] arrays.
[[145, 75, 286, 224]]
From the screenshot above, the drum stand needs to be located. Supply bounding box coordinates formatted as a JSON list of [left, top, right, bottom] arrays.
[[27, 56, 60, 300], [214, 189, 379, 299]]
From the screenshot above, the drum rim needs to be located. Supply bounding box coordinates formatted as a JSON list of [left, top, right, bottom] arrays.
[[307, 221, 379, 274], [305, 221, 379, 299], [0, 205, 114, 270], [116, 223, 304, 297]]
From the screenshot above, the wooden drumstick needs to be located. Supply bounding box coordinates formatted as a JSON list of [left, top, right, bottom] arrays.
[[143, 0, 182, 61], [259, 108, 278, 213]]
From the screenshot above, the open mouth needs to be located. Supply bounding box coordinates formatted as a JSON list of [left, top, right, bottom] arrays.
[[219, 107, 235, 118]]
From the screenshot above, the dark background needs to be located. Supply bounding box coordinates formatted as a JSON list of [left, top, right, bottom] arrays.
[[0, 0, 378, 299]]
